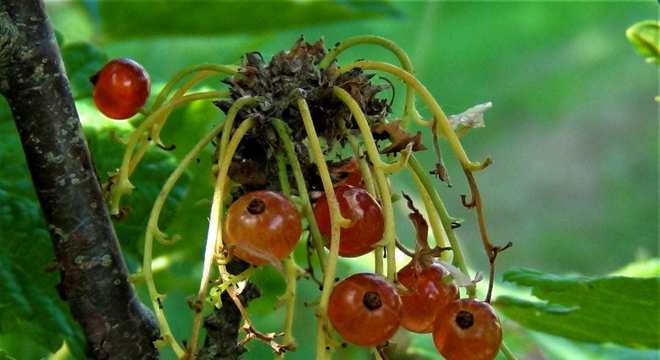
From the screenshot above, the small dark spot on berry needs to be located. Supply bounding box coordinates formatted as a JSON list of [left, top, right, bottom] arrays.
[[247, 198, 266, 215], [341, 342, 347, 348], [318, 285, 324, 291], [455, 310, 474, 330], [334, 277, 339, 282], [363, 291, 382, 311], [325, 346, 330, 351]]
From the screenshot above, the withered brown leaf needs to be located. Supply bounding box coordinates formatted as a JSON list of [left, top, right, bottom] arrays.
[[371, 120, 427, 154]]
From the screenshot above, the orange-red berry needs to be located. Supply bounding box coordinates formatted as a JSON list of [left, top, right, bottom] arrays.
[[398, 262, 458, 333], [328, 273, 402, 346], [433, 299, 502, 360], [224, 191, 302, 266], [313, 184, 384, 257], [92, 58, 150, 119]]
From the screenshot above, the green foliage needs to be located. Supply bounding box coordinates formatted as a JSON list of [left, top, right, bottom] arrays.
[[95, 0, 398, 42], [626, 20, 660, 63], [1, 1, 657, 359], [495, 268, 660, 349], [83, 126, 189, 260], [61, 42, 108, 99], [0, 122, 85, 358]]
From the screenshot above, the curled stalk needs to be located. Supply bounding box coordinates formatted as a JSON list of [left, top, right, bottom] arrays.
[[297, 98, 349, 360], [409, 168, 452, 262], [110, 90, 229, 214], [462, 169, 512, 303], [338, 60, 491, 172], [272, 118, 327, 271], [408, 156, 475, 296], [318, 35, 422, 127], [332, 86, 397, 281], [129, 66, 236, 179], [189, 118, 256, 358], [146, 70, 221, 150], [150, 64, 239, 112], [141, 116, 228, 358], [276, 151, 298, 351]]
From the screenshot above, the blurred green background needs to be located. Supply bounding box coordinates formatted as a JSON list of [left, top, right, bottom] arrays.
[[0, 1, 657, 359]]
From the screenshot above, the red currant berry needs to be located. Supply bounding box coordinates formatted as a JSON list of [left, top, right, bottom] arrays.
[[333, 159, 363, 187], [313, 184, 384, 257], [328, 273, 402, 347], [92, 58, 150, 119], [397, 262, 458, 333], [224, 191, 302, 266], [433, 299, 502, 360]]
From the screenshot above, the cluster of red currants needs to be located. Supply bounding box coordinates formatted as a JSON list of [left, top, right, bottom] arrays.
[[221, 162, 502, 360], [92, 58, 502, 360]]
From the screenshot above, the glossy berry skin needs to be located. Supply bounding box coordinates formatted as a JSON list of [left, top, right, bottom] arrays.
[[433, 299, 502, 360], [397, 262, 458, 333], [334, 159, 363, 187], [92, 58, 150, 119], [313, 185, 384, 257], [224, 191, 302, 266], [328, 273, 402, 347]]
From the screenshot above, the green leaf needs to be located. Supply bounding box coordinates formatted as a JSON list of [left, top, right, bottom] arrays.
[[0, 122, 85, 359], [626, 20, 660, 64], [94, 0, 398, 42], [61, 42, 108, 99], [82, 126, 189, 261], [494, 268, 660, 349]]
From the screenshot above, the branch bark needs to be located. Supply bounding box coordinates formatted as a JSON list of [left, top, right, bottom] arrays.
[[0, 1, 160, 358]]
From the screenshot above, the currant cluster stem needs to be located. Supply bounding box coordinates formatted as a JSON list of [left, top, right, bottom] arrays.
[[142, 117, 229, 358], [189, 116, 256, 358], [297, 97, 349, 360], [276, 152, 299, 351], [272, 119, 327, 271], [332, 86, 397, 281], [318, 35, 422, 127]]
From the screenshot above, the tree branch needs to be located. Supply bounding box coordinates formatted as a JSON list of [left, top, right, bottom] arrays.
[[0, 1, 160, 358]]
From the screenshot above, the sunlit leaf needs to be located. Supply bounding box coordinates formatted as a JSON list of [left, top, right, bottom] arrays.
[[495, 268, 660, 349], [626, 20, 660, 63]]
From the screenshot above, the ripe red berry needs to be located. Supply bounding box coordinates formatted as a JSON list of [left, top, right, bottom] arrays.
[[224, 190, 302, 266], [397, 262, 458, 333], [313, 184, 384, 257], [328, 273, 402, 347], [332, 159, 363, 187], [92, 58, 150, 119], [433, 299, 502, 360]]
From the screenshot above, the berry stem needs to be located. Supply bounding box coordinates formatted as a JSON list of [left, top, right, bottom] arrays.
[[318, 35, 422, 128], [272, 118, 327, 271], [110, 90, 229, 214], [409, 167, 452, 261], [332, 86, 397, 281], [150, 64, 238, 112], [338, 60, 491, 172], [343, 127, 384, 276], [297, 98, 348, 360], [141, 116, 228, 358], [408, 156, 475, 296], [275, 151, 298, 351], [189, 117, 256, 358]]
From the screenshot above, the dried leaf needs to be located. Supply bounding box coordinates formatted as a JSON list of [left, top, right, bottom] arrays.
[[371, 120, 427, 154]]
